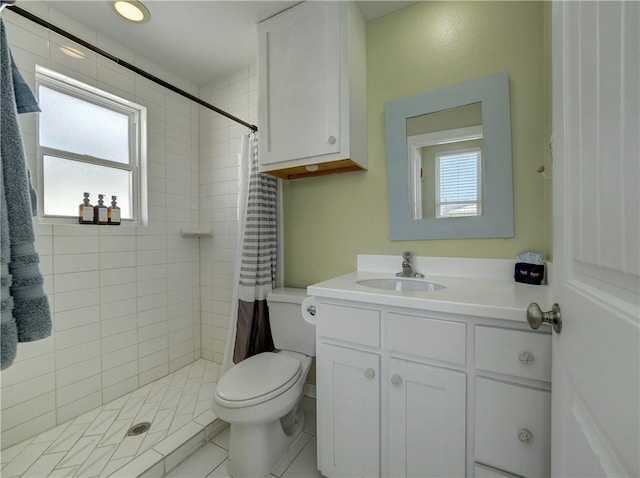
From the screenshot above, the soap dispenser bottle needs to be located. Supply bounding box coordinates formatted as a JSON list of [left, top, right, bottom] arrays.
[[108, 195, 121, 225], [79, 192, 94, 224], [93, 194, 108, 225]]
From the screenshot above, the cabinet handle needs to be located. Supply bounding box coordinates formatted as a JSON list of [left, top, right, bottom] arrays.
[[364, 368, 375, 379], [519, 351, 534, 365], [328, 135, 337, 145], [391, 374, 403, 385], [518, 429, 533, 444]]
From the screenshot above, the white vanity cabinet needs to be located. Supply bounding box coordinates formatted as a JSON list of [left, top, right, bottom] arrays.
[[257, 1, 367, 180], [316, 303, 467, 478], [314, 299, 551, 478]]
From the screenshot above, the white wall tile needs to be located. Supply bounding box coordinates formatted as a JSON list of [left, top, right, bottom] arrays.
[[102, 344, 137, 372], [54, 271, 99, 293], [101, 283, 138, 304], [1, 373, 56, 409], [99, 251, 137, 270], [53, 236, 100, 255], [101, 314, 137, 338], [0, 412, 57, 450], [101, 298, 137, 321], [54, 305, 100, 332], [2, 4, 206, 448], [56, 323, 101, 351], [139, 364, 169, 387], [56, 392, 103, 426], [139, 337, 168, 360], [99, 235, 137, 253], [103, 376, 139, 404], [102, 361, 138, 389], [53, 253, 99, 274], [56, 375, 102, 408], [100, 267, 137, 287], [139, 322, 169, 343], [56, 357, 102, 388], [56, 340, 101, 369], [102, 330, 138, 356]]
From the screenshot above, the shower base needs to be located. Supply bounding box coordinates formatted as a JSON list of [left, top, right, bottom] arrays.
[[1, 359, 225, 477]]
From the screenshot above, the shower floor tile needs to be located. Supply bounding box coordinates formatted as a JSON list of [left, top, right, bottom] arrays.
[[1, 359, 219, 478]]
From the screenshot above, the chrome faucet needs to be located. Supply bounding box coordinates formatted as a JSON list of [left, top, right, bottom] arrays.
[[396, 251, 424, 278]]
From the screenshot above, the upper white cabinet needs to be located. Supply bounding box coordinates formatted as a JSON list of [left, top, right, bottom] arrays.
[[257, 1, 367, 179]]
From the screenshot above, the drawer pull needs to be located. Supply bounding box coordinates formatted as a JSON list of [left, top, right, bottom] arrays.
[[364, 368, 375, 379], [518, 429, 533, 444], [328, 135, 337, 145], [519, 351, 534, 365], [391, 374, 403, 385]]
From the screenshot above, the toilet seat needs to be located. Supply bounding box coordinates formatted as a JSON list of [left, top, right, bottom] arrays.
[[215, 352, 302, 408]]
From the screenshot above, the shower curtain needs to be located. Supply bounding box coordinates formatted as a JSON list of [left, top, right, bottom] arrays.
[[222, 133, 278, 371]]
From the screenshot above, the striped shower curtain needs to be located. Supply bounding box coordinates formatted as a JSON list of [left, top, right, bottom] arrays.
[[232, 133, 278, 364]]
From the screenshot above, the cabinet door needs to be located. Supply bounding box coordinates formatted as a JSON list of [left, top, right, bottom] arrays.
[[388, 358, 466, 477], [258, 1, 341, 166], [316, 343, 380, 478]]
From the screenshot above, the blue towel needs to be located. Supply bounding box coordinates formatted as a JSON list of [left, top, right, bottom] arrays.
[[1, 19, 51, 370]]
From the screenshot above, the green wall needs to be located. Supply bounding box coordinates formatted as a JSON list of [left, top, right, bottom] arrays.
[[283, 1, 551, 287]]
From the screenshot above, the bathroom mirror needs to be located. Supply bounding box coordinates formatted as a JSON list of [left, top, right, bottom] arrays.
[[385, 72, 514, 240]]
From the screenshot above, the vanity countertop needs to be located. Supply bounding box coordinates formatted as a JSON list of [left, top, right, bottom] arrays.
[[307, 255, 552, 322]]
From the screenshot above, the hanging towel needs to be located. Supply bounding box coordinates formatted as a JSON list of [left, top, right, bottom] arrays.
[[1, 19, 51, 371]]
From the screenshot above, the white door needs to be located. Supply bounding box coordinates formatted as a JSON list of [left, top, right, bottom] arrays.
[[551, 2, 639, 477]]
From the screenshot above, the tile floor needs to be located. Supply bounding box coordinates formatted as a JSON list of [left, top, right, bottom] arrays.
[[1, 359, 222, 477], [164, 412, 322, 478]]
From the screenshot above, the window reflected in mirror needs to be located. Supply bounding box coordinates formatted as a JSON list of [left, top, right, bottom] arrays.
[[407, 102, 483, 220]]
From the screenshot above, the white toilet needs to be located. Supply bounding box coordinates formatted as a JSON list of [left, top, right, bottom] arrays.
[[212, 288, 315, 478]]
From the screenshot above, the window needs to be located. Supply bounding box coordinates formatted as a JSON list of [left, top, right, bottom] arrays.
[[435, 148, 482, 218], [36, 66, 147, 223]]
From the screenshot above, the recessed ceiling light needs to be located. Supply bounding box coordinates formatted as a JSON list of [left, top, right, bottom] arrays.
[[110, 0, 150, 23]]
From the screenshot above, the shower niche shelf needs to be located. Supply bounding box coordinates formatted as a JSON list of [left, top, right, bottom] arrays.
[[180, 229, 212, 238]]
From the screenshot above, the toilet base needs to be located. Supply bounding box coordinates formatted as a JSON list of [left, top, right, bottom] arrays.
[[226, 406, 306, 478]]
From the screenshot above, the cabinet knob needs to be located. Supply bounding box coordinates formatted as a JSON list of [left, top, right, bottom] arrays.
[[328, 135, 337, 145], [519, 351, 534, 365], [390, 374, 403, 385], [518, 429, 533, 444], [364, 368, 375, 379]]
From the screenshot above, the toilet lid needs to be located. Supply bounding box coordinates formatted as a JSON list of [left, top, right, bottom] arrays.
[[216, 352, 301, 404]]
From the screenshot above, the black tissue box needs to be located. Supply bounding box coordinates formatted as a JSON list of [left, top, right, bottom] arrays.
[[514, 263, 544, 285]]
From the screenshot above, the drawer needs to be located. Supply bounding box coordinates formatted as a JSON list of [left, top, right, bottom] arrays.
[[318, 303, 380, 347], [475, 377, 551, 478], [475, 326, 551, 382], [387, 312, 466, 365]]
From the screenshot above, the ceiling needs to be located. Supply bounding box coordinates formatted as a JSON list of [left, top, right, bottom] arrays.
[[41, 1, 415, 87]]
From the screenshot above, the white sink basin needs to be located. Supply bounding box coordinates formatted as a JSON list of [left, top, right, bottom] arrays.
[[356, 278, 445, 292]]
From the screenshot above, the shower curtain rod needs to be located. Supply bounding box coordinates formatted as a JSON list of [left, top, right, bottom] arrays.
[[4, 4, 258, 132]]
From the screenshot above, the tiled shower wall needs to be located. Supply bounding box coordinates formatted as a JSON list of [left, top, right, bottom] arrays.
[[198, 67, 258, 364], [1, 4, 202, 449]]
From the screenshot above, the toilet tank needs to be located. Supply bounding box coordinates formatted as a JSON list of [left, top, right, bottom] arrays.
[[267, 287, 315, 356]]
